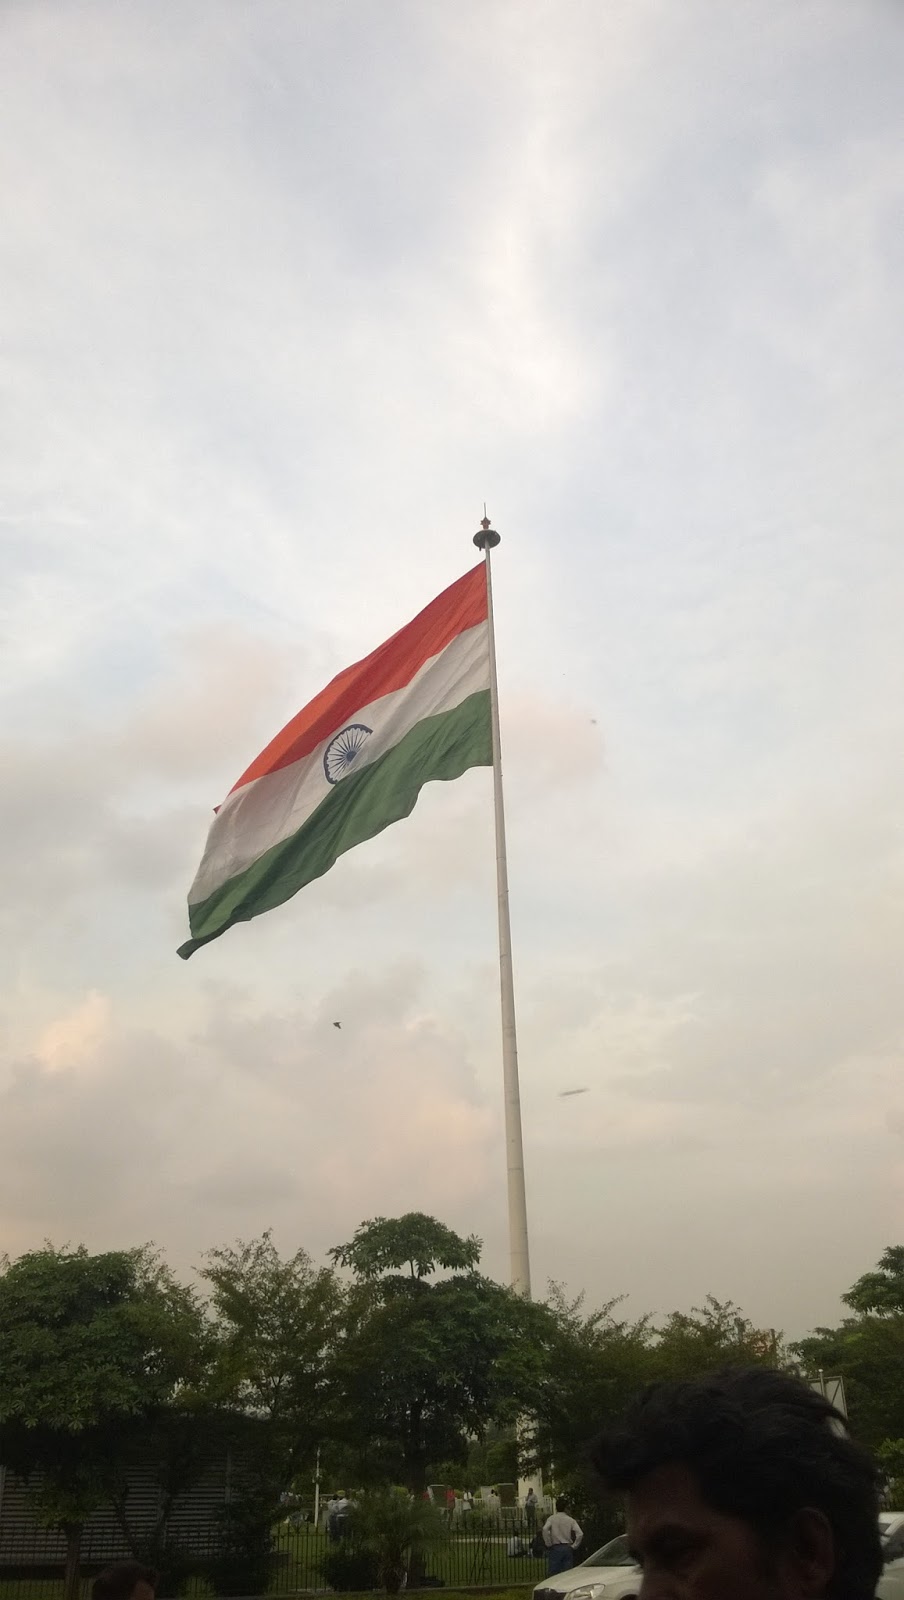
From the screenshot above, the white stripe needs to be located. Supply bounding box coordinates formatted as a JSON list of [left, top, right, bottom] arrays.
[[188, 621, 489, 905]]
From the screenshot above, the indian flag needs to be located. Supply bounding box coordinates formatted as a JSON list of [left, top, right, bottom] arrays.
[[178, 563, 491, 958]]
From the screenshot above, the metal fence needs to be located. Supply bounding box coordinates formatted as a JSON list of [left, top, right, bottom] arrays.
[[0, 1513, 551, 1599]]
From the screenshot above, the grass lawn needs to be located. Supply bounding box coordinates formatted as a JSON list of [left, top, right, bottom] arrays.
[[0, 1524, 546, 1600], [274, 1525, 546, 1591], [0, 1586, 539, 1600]]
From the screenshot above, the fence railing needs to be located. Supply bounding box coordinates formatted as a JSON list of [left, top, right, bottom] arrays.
[[0, 1513, 552, 1599]]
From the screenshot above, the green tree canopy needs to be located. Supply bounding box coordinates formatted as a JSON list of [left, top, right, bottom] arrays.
[[329, 1213, 482, 1282], [843, 1246, 904, 1318], [530, 1286, 783, 1530], [0, 1243, 208, 1430], [792, 1246, 904, 1451], [652, 1296, 781, 1380], [528, 1286, 652, 1481], [200, 1231, 346, 1497], [0, 1245, 211, 1600], [331, 1216, 550, 1492]]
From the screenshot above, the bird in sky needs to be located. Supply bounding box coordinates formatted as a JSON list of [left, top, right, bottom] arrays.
[[558, 1086, 589, 1097], [333, 1021, 342, 1029]]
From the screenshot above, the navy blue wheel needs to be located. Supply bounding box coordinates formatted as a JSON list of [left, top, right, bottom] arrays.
[[323, 722, 373, 784]]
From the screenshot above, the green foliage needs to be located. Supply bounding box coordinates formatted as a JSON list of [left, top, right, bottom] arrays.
[[460, 1426, 517, 1490], [794, 1315, 904, 1450], [0, 1245, 211, 1600], [0, 1244, 209, 1432], [318, 1544, 381, 1592], [345, 1488, 448, 1593], [652, 1296, 781, 1379], [330, 1214, 482, 1282], [876, 1437, 904, 1503], [877, 1438, 904, 1479], [208, 1484, 280, 1598], [843, 1246, 904, 1318], [529, 1285, 652, 1480], [337, 1264, 552, 1492], [791, 1245, 904, 1452], [531, 1287, 783, 1485], [201, 1230, 344, 1477]]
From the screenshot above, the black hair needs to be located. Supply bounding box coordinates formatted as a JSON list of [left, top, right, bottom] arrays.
[[92, 1562, 157, 1600], [591, 1367, 881, 1600]]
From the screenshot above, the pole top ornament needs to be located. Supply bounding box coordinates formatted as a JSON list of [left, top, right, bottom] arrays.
[[473, 513, 500, 551]]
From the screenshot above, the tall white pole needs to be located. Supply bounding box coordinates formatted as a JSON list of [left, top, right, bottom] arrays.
[[473, 515, 532, 1298]]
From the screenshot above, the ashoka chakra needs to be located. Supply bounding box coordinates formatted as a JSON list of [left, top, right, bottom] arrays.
[[323, 723, 373, 785]]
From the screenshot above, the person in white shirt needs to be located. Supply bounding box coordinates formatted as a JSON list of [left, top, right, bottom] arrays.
[[542, 1497, 583, 1575]]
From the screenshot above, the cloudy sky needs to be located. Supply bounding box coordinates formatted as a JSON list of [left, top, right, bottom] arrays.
[[2, 0, 903, 1341]]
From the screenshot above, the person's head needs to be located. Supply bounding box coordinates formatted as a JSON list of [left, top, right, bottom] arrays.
[[591, 1367, 881, 1600], [92, 1562, 157, 1600], [555, 1495, 568, 1514]]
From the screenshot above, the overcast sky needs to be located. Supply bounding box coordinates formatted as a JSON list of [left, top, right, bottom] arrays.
[[2, 0, 903, 1341]]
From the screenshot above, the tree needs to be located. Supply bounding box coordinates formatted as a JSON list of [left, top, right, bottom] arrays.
[[530, 1284, 652, 1484], [652, 1296, 783, 1380], [793, 1247, 904, 1451], [199, 1232, 346, 1586], [794, 1317, 904, 1450], [843, 1246, 904, 1318], [331, 1215, 549, 1494], [530, 1287, 784, 1550], [0, 1245, 210, 1600], [201, 1230, 344, 1472], [526, 1284, 652, 1549], [330, 1213, 482, 1282]]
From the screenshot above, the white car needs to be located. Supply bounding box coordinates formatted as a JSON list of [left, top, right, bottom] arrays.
[[533, 1535, 641, 1600], [877, 1512, 904, 1598]]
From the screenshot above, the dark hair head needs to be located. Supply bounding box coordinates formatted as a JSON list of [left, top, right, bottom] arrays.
[[92, 1562, 157, 1600], [555, 1495, 568, 1513], [591, 1367, 881, 1600]]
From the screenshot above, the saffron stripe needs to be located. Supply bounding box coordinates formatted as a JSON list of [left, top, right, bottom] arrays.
[[188, 620, 488, 906], [230, 563, 487, 792]]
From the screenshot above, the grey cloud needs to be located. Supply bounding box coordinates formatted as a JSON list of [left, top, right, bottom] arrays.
[[0, 971, 498, 1272]]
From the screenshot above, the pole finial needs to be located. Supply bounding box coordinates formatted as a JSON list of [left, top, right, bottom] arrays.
[[473, 510, 501, 550]]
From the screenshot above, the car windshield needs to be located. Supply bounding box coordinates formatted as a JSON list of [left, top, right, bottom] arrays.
[[582, 1535, 635, 1568]]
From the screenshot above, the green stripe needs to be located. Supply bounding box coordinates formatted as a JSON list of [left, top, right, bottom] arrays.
[[178, 689, 491, 958]]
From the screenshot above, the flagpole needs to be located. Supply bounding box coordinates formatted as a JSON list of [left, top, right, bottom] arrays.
[[473, 515, 532, 1298]]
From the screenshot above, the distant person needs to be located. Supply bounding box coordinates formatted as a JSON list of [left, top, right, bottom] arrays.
[[334, 1493, 351, 1537], [542, 1496, 583, 1574], [591, 1366, 882, 1600], [326, 1494, 341, 1542], [92, 1565, 156, 1600], [524, 1486, 539, 1533]]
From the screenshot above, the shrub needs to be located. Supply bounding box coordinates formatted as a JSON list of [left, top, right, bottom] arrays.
[[347, 1488, 448, 1594], [209, 1487, 278, 1597], [318, 1545, 382, 1591]]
